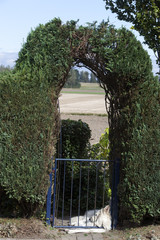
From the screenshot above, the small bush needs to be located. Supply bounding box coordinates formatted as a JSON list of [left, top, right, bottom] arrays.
[[59, 119, 91, 159], [89, 128, 110, 160]]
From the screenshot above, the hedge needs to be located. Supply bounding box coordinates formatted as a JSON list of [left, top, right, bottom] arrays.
[[0, 72, 56, 215]]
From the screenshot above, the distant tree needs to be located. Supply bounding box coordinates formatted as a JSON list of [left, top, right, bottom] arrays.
[[90, 72, 98, 83], [104, 0, 160, 76], [79, 71, 89, 82], [0, 65, 12, 72], [64, 68, 81, 88]]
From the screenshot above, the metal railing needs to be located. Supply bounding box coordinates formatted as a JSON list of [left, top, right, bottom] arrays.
[[46, 158, 120, 229]]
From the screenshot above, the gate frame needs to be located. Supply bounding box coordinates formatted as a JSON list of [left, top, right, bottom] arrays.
[[46, 158, 120, 229]]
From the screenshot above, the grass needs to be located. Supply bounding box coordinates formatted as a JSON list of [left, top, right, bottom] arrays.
[[63, 112, 108, 117], [61, 82, 105, 95], [61, 90, 105, 94]]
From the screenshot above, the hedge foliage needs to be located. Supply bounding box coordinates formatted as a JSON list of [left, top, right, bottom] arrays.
[[0, 18, 160, 223], [118, 79, 160, 223], [100, 28, 160, 224], [60, 119, 91, 159], [0, 72, 56, 215]]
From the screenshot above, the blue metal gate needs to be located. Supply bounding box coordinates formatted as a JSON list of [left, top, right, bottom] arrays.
[[46, 158, 120, 230]]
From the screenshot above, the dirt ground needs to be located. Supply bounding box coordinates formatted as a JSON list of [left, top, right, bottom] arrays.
[[59, 93, 107, 115], [0, 218, 160, 239], [59, 93, 109, 145]]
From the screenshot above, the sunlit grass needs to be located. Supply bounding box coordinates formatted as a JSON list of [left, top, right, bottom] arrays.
[[61, 82, 105, 94]]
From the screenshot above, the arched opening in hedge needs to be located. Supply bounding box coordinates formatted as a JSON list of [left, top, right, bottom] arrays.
[[1, 18, 159, 223], [16, 18, 153, 160]]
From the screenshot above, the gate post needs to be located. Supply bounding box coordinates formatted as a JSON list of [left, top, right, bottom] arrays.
[[52, 159, 57, 227], [111, 158, 120, 229], [46, 170, 53, 225]]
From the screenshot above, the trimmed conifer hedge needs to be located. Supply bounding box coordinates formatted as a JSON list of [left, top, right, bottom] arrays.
[[0, 72, 56, 215], [0, 18, 159, 222], [118, 79, 160, 224]]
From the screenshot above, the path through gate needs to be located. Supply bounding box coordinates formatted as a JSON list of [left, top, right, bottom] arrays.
[[46, 158, 120, 230]]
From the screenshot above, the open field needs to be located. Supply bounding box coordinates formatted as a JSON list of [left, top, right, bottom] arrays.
[[59, 93, 106, 115], [59, 86, 108, 144]]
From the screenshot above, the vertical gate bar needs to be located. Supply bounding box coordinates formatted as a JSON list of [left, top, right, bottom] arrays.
[[93, 162, 98, 224], [111, 160, 115, 230], [78, 161, 82, 226], [55, 160, 60, 222], [86, 162, 90, 226], [113, 159, 120, 229], [103, 164, 106, 208], [69, 161, 74, 225], [52, 159, 57, 227], [62, 160, 66, 225], [46, 170, 53, 225], [111, 159, 120, 230], [94, 162, 98, 209]]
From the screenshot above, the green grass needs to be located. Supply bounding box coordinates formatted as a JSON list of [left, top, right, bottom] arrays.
[[61, 90, 105, 94], [62, 82, 105, 95], [62, 113, 108, 117]]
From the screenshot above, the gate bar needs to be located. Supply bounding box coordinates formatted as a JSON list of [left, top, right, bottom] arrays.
[[52, 159, 57, 227]]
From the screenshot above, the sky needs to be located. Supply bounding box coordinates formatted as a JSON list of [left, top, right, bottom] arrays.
[[0, 0, 158, 76]]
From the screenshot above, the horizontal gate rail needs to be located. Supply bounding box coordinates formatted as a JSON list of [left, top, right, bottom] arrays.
[[55, 158, 112, 162]]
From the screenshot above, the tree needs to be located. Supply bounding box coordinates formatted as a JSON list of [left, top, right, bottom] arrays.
[[79, 70, 90, 82], [104, 0, 160, 76], [90, 72, 98, 83], [0, 65, 12, 72], [64, 68, 81, 88]]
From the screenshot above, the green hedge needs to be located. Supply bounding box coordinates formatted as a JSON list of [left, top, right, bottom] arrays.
[[1, 18, 159, 223], [118, 79, 160, 224], [60, 119, 91, 159], [0, 72, 56, 215]]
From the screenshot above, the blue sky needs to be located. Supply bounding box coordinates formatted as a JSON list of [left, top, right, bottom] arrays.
[[0, 0, 158, 75]]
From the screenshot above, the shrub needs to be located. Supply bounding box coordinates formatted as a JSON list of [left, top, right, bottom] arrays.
[[89, 128, 110, 160], [59, 119, 91, 159]]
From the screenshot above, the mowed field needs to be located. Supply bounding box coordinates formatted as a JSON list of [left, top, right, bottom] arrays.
[[59, 83, 109, 144]]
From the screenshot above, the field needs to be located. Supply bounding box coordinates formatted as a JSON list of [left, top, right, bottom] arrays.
[[60, 83, 108, 144], [61, 82, 105, 94]]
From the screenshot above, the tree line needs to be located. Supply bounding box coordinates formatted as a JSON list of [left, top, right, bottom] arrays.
[[64, 68, 98, 88], [0, 65, 12, 72]]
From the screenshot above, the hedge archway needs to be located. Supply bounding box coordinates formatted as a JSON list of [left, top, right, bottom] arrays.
[[1, 18, 160, 223]]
